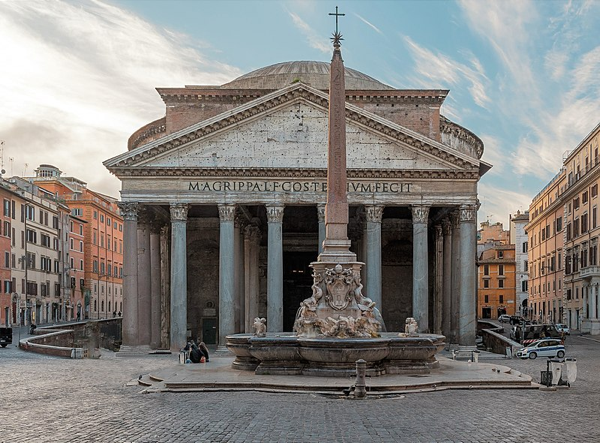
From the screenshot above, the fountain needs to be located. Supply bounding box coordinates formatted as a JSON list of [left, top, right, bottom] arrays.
[[226, 15, 445, 377]]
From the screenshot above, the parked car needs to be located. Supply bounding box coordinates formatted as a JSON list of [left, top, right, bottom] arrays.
[[516, 338, 565, 359], [555, 324, 571, 335], [498, 314, 511, 323], [0, 327, 12, 348]]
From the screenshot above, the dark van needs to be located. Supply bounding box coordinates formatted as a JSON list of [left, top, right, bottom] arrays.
[[0, 327, 12, 347]]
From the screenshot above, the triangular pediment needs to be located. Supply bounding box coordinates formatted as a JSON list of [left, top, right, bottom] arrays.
[[104, 82, 481, 175]]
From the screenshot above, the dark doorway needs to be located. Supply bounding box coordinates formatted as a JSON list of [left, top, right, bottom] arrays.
[[482, 307, 491, 319], [283, 251, 315, 332], [201, 317, 217, 344]]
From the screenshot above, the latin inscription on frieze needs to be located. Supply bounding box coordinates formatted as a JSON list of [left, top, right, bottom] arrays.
[[188, 181, 412, 193]]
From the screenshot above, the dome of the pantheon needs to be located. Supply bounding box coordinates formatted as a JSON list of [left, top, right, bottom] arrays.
[[220, 61, 394, 90]]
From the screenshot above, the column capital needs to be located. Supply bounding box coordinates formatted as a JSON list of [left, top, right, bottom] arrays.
[[411, 205, 430, 224], [317, 203, 326, 223], [118, 202, 138, 221], [266, 205, 284, 223], [365, 205, 384, 223], [170, 203, 190, 222], [218, 204, 236, 222], [450, 210, 460, 228], [459, 204, 478, 224], [244, 224, 261, 243], [435, 224, 443, 238], [442, 218, 452, 235]]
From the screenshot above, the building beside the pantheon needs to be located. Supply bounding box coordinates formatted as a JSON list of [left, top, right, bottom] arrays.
[[104, 61, 490, 352]]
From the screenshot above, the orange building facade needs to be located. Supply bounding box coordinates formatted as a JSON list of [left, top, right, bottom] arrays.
[[478, 244, 517, 319], [526, 171, 565, 325], [28, 165, 123, 320]]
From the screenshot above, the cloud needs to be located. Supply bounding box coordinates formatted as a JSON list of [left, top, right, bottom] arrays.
[[0, 0, 241, 196], [354, 13, 382, 35], [480, 135, 507, 176], [478, 183, 533, 225], [288, 11, 331, 54], [402, 36, 491, 109]]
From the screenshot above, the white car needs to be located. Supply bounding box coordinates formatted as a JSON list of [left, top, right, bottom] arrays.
[[516, 339, 565, 360], [498, 314, 511, 323], [555, 324, 571, 335]]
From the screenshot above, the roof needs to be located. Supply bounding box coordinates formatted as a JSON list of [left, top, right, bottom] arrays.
[[220, 61, 394, 90]]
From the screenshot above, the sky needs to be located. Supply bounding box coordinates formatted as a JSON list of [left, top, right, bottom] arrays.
[[1, 0, 599, 225]]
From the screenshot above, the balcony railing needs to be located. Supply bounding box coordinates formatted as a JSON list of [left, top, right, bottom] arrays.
[[580, 266, 600, 279]]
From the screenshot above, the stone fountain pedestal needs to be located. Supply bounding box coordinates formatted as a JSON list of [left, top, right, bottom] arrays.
[[226, 332, 445, 377]]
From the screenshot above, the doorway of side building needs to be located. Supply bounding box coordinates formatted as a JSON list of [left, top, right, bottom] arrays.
[[283, 251, 315, 332], [497, 307, 507, 318], [481, 307, 492, 319]]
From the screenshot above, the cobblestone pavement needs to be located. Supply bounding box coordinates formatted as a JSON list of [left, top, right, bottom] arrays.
[[2, 332, 600, 443]]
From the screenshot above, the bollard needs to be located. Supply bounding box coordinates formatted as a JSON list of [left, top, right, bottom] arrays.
[[355, 359, 367, 399]]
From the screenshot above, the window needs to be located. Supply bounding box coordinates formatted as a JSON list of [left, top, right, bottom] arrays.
[[107, 217, 111, 226], [41, 234, 50, 247], [522, 242, 528, 253], [3, 199, 10, 217], [594, 207, 597, 229], [499, 295, 504, 303], [3, 221, 10, 238], [4, 280, 11, 294], [4, 252, 9, 268], [546, 225, 550, 238], [53, 216, 59, 229], [26, 229, 37, 244], [498, 251, 504, 259], [484, 265, 489, 276], [522, 280, 528, 292], [483, 279, 489, 288], [499, 264, 505, 276], [79, 224, 83, 235], [71, 208, 82, 217], [80, 259, 84, 271], [524, 260, 528, 272], [592, 184, 598, 198], [583, 191, 589, 204], [582, 213, 589, 233], [574, 218, 580, 237], [100, 214, 104, 223], [70, 238, 74, 250], [556, 217, 563, 232], [484, 295, 489, 303], [93, 260, 98, 273], [27, 252, 36, 269], [93, 211, 97, 220], [25, 205, 35, 221], [574, 198, 580, 210]]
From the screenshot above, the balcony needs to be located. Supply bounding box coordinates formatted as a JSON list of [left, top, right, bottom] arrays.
[[580, 266, 600, 280]]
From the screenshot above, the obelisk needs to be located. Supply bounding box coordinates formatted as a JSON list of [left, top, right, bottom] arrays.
[[318, 29, 356, 264]]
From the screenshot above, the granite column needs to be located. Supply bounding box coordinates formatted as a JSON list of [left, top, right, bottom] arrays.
[[442, 219, 453, 339], [458, 204, 478, 347], [169, 203, 189, 351], [244, 225, 261, 332], [218, 204, 236, 348], [365, 205, 384, 309], [412, 205, 430, 332], [267, 205, 284, 332], [149, 223, 162, 349], [119, 202, 139, 348]]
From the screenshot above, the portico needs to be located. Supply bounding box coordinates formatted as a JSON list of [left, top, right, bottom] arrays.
[[105, 61, 489, 352]]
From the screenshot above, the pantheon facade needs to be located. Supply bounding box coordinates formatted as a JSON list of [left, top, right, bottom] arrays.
[[104, 61, 490, 352]]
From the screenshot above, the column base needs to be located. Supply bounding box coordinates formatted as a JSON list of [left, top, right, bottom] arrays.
[[581, 319, 600, 335], [116, 345, 153, 357]]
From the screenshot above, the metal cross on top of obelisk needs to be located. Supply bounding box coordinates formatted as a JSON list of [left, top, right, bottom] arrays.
[[329, 6, 345, 33], [329, 6, 345, 46]]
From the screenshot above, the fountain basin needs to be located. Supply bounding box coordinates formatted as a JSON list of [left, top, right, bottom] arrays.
[[226, 332, 445, 377]]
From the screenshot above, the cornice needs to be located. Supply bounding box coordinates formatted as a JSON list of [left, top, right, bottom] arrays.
[[109, 166, 480, 180], [105, 83, 479, 172]]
